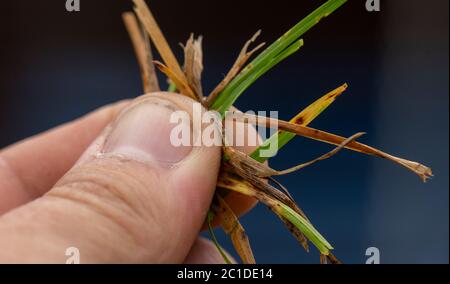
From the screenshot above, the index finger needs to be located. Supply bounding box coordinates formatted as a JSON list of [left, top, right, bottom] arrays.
[[0, 101, 128, 214]]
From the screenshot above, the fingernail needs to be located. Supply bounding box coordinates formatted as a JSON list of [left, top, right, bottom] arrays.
[[102, 98, 192, 166]]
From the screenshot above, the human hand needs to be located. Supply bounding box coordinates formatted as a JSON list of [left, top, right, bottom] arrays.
[[0, 93, 257, 264]]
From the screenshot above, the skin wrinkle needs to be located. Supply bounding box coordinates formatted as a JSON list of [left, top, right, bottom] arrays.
[[42, 194, 143, 262], [46, 187, 149, 251], [31, 196, 150, 263], [58, 160, 146, 216], [0, 154, 33, 200], [45, 189, 168, 263], [78, 157, 169, 227], [50, 160, 167, 251]]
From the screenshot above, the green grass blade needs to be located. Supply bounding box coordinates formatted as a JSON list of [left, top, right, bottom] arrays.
[[210, 0, 348, 115], [167, 82, 177, 92], [275, 203, 333, 254], [250, 84, 348, 162], [217, 173, 333, 255], [207, 211, 232, 264], [212, 40, 304, 115]]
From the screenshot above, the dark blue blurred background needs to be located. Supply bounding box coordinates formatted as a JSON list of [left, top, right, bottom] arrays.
[[0, 0, 448, 263]]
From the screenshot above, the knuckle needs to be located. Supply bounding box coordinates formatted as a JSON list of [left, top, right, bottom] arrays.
[[48, 157, 168, 247]]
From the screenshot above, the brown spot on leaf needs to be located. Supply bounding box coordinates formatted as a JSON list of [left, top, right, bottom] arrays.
[[295, 117, 305, 125]]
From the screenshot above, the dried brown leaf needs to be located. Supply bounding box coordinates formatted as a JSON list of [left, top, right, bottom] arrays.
[[213, 195, 256, 264], [182, 34, 204, 100], [268, 176, 295, 202], [320, 253, 342, 264], [133, 0, 189, 92], [153, 61, 197, 99], [207, 31, 265, 106], [229, 112, 433, 182], [320, 254, 328, 264], [217, 170, 311, 252], [327, 253, 342, 264], [142, 26, 160, 92], [122, 12, 160, 93], [224, 132, 365, 179]]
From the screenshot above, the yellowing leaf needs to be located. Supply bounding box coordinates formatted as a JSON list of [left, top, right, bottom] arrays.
[[251, 83, 348, 162]]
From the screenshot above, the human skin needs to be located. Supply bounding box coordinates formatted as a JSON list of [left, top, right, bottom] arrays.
[[0, 93, 258, 264]]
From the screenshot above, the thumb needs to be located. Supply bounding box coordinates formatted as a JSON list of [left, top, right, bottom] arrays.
[[0, 93, 221, 264]]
